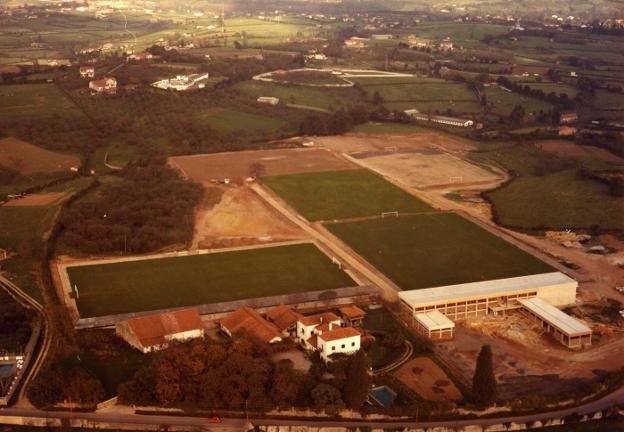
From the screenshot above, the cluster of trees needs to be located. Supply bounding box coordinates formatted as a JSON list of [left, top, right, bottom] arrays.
[[119, 337, 371, 414], [27, 364, 105, 408], [576, 130, 624, 158], [0, 291, 33, 353], [298, 105, 370, 136], [60, 162, 203, 254], [496, 76, 574, 109], [13, 114, 95, 153]]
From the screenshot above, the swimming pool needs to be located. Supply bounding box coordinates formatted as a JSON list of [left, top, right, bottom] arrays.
[[0, 364, 14, 377]]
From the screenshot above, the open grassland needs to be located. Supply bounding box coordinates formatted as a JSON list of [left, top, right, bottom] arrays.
[[326, 213, 553, 290], [351, 122, 428, 134], [198, 108, 286, 134], [0, 84, 82, 124], [234, 80, 362, 111], [485, 86, 552, 115], [351, 76, 480, 113], [68, 242, 355, 318], [488, 170, 624, 230], [0, 137, 80, 174], [263, 169, 434, 221]]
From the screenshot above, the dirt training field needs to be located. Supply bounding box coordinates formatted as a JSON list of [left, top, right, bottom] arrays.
[[0, 137, 80, 174], [169, 148, 356, 184], [3, 192, 66, 207], [192, 186, 306, 249], [394, 357, 462, 402], [312, 133, 499, 189]]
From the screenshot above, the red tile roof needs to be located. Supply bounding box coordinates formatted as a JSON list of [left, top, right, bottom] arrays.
[[307, 335, 318, 349], [126, 308, 203, 349], [221, 307, 282, 344], [266, 305, 302, 331], [318, 327, 361, 342], [299, 312, 341, 327], [339, 305, 366, 320]]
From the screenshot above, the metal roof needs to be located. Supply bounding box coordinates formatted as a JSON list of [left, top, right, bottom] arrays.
[[398, 272, 576, 307], [518, 297, 591, 336], [415, 310, 455, 331]]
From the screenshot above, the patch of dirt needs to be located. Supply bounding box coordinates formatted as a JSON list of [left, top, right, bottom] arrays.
[[3, 192, 67, 206], [0, 137, 80, 174], [394, 357, 462, 402], [537, 140, 587, 158], [169, 148, 355, 184], [585, 146, 624, 164], [192, 185, 306, 249]]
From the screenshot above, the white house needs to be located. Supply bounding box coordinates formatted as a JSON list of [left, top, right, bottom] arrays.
[[151, 73, 210, 91], [115, 308, 204, 353], [89, 76, 117, 93], [79, 66, 95, 78], [296, 312, 361, 362]]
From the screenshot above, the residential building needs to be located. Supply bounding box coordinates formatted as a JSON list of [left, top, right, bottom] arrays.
[[439, 38, 454, 51], [220, 307, 282, 344], [89, 76, 117, 94], [115, 308, 204, 353], [296, 312, 361, 361], [344, 37, 369, 49], [152, 73, 210, 91], [266, 304, 302, 336], [560, 111, 578, 124], [257, 96, 280, 105], [339, 305, 366, 327], [127, 51, 153, 62], [79, 66, 94, 78]]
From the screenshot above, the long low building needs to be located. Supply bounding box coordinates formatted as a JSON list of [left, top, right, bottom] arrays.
[[414, 310, 455, 340], [518, 297, 592, 349], [399, 272, 577, 321]]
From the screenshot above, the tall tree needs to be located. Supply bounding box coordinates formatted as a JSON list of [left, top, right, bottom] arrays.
[[342, 350, 370, 410], [472, 344, 497, 406]]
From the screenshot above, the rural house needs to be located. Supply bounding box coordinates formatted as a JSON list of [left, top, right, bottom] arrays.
[[266, 304, 302, 336], [115, 308, 204, 353], [560, 111, 578, 124], [297, 312, 361, 361], [220, 307, 283, 344], [89, 76, 117, 94], [344, 37, 369, 48], [127, 51, 154, 62], [79, 66, 95, 78], [339, 305, 366, 327]]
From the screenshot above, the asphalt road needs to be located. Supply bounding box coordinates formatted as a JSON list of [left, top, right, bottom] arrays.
[[1, 384, 622, 431]]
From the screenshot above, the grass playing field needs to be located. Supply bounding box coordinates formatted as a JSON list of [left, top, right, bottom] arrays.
[[198, 108, 286, 134], [67, 243, 355, 318], [326, 213, 553, 290], [262, 169, 434, 221]]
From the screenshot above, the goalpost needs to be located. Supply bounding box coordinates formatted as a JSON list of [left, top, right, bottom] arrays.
[[381, 211, 399, 218], [384, 146, 398, 153], [449, 176, 463, 184], [331, 256, 342, 269]]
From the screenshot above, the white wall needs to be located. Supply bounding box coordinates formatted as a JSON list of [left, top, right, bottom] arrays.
[[318, 335, 360, 362], [537, 281, 578, 306]]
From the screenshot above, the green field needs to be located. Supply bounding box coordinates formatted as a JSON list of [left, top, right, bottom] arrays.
[[68, 243, 355, 318], [351, 122, 428, 134], [263, 169, 434, 221], [485, 86, 552, 115], [488, 170, 624, 230], [234, 80, 362, 111], [352, 76, 480, 112], [326, 213, 553, 290], [198, 108, 286, 133], [0, 84, 83, 124]]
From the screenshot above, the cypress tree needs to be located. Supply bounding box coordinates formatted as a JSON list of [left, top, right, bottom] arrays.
[[343, 350, 370, 410], [472, 344, 497, 406]]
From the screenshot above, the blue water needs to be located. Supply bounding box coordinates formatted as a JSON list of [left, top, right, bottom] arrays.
[[369, 386, 396, 408], [0, 364, 13, 375]]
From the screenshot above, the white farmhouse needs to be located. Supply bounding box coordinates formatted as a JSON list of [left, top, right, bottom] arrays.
[[297, 312, 361, 362]]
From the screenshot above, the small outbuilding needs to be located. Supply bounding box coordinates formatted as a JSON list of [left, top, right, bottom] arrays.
[[257, 96, 279, 105], [339, 305, 366, 327]]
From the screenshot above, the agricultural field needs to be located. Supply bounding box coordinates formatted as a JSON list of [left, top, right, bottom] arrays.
[[263, 169, 434, 221], [169, 148, 355, 183], [66, 242, 355, 318], [408, 22, 510, 49], [325, 213, 553, 291], [351, 122, 428, 134], [488, 170, 624, 230], [198, 108, 286, 134], [0, 137, 80, 175], [234, 80, 362, 111], [0, 84, 83, 124], [484, 86, 552, 116], [351, 76, 481, 113]]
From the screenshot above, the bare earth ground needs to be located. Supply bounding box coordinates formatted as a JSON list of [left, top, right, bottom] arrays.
[[537, 140, 588, 158], [0, 137, 80, 174], [3, 192, 67, 206], [192, 185, 306, 249], [586, 146, 624, 164], [394, 357, 463, 402], [271, 350, 312, 372], [169, 148, 356, 184], [314, 133, 503, 190]]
